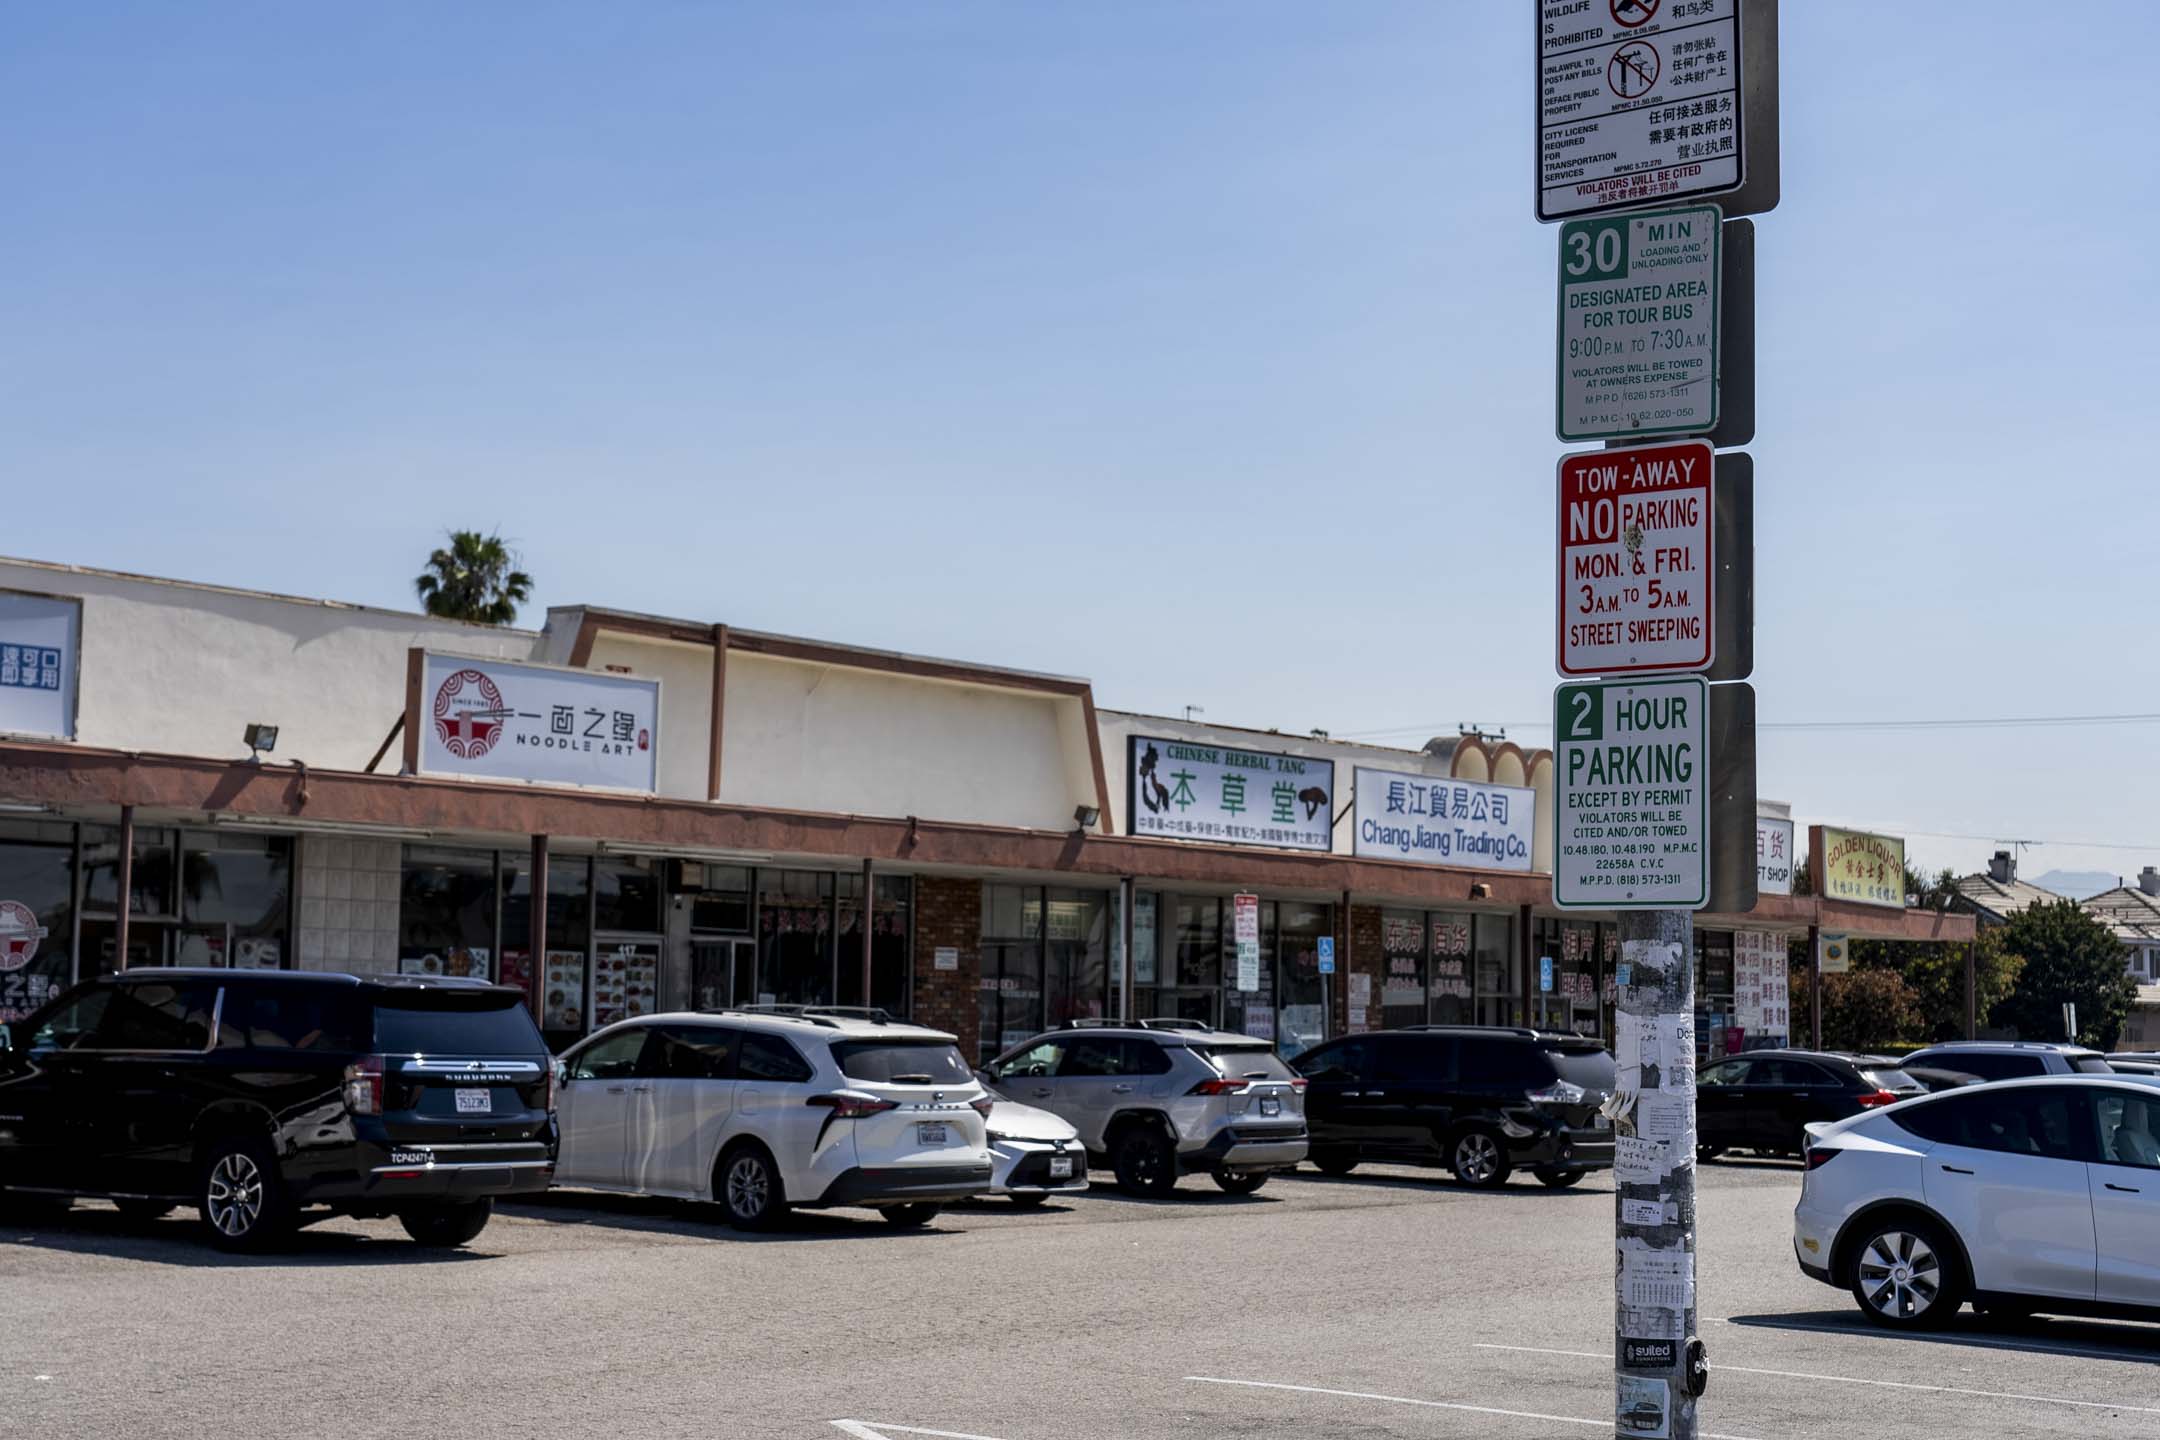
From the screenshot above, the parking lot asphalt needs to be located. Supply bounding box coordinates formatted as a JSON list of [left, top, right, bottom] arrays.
[[7, 1158, 2160, 1440]]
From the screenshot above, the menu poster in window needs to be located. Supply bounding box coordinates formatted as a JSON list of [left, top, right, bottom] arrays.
[[499, 949, 535, 998], [542, 950, 586, 1030], [593, 942, 659, 1028], [233, 938, 281, 970]]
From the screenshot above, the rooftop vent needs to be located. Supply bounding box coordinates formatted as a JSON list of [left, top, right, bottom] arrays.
[[1988, 850, 2017, 885]]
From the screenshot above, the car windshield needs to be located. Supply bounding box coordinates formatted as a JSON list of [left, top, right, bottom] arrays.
[[831, 1040, 975, 1085], [1860, 1067, 1922, 1091], [2072, 1055, 2117, 1075], [373, 992, 544, 1055], [1544, 1046, 1617, 1089], [1200, 1044, 1296, 1082]]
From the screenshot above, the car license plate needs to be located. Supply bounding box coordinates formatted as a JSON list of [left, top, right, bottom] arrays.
[[1049, 1155, 1074, 1178], [1594, 1112, 1611, 1131], [917, 1122, 947, 1145], [455, 1087, 491, 1114], [1259, 1096, 1281, 1117], [390, 1148, 433, 1167]]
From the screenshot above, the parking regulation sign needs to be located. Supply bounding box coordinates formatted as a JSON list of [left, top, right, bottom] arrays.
[[1558, 204, 1719, 441], [1554, 676, 1708, 910], [1557, 439, 1713, 676], [1537, 0, 1745, 221]]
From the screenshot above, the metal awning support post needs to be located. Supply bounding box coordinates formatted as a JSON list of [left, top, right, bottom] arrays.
[[115, 804, 135, 970]]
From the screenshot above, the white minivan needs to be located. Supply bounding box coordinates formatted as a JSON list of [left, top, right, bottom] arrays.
[[553, 1009, 994, 1229]]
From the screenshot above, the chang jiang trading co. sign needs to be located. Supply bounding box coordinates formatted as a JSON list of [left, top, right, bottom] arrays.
[[1127, 736, 1334, 852]]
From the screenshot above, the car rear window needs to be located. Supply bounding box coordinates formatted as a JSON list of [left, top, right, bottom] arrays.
[[2072, 1055, 2116, 1075], [373, 992, 544, 1055], [831, 1039, 974, 1084], [220, 987, 368, 1052], [1860, 1068, 1922, 1091], [1200, 1045, 1296, 1082], [1544, 1046, 1617, 1089]]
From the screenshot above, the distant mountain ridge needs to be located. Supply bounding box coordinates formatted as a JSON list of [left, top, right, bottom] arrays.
[[2031, 869, 2119, 900]]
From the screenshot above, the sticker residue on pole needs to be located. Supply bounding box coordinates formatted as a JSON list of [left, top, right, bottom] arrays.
[[1616, 1373, 1672, 1439]]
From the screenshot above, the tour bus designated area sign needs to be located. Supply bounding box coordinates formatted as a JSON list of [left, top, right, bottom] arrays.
[[1558, 204, 1719, 441], [1538, 0, 1744, 221], [1554, 676, 1708, 910], [1557, 439, 1713, 676]]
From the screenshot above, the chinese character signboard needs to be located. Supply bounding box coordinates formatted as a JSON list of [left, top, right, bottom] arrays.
[[1755, 814, 1794, 896], [1557, 204, 1719, 441], [0, 591, 79, 741], [1731, 928, 1788, 1039], [1538, 0, 1745, 222], [412, 651, 660, 794], [1233, 893, 1260, 992], [1351, 766, 1535, 872], [1810, 825, 1907, 909], [1556, 440, 1713, 676], [1126, 736, 1333, 852]]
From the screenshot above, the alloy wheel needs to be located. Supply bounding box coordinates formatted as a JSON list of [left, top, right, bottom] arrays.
[[1456, 1133, 1500, 1185], [1858, 1231, 1942, 1321], [726, 1155, 770, 1218], [206, 1153, 264, 1238]]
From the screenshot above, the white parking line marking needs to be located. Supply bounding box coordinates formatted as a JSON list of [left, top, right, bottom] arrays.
[[832, 1424, 1013, 1440], [1713, 1315, 2160, 1366], [1183, 1376, 1766, 1440], [1475, 1343, 2160, 1415]]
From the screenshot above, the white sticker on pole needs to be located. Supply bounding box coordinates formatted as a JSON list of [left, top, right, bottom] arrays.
[[1554, 677, 1710, 909], [1557, 440, 1713, 676]]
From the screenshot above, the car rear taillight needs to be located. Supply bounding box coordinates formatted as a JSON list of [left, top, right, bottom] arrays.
[[1525, 1080, 1588, 1105], [1854, 1089, 1901, 1108], [807, 1093, 900, 1119], [1188, 1078, 1249, 1096], [1289, 1078, 1308, 1093], [969, 1095, 995, 1120], [342, 1055, 385, 1116], [1805, 1146, 1841, 1170], [542, 1062, 558, 1114]]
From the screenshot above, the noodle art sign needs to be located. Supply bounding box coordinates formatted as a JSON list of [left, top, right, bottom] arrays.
[[410, 651, 661, 794]]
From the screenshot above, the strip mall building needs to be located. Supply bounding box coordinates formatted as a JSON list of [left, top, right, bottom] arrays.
[[0, 557, 1970, 1064]]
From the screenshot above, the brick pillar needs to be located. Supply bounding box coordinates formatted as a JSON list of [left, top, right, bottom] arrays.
[[913, 876, 982, 1058]]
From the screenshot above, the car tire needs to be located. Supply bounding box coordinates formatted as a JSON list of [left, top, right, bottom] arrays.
[[1309, 1149, 1360, 1177], [1008, 1193, 1049, 1209], [114, 1199, 177, 1222], [196, 1133, 294, 1253], [1111, 1124, 1179, 1198], [1534, 1167, 1586, 1188], [398, 1198, 493, 1248], [881, 1203, 941, 1228], [716, 1144, 786, 1231], [1212, 1170, 1268, 1195], [1847, 1215, 1966, 1329], [1449, 1127, 1512, 1189]]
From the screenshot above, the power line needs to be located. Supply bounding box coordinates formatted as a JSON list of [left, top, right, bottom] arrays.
[[1332, 710, 2160, 742]]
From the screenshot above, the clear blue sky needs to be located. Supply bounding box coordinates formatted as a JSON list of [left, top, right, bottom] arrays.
[[4, 2, 2154, 886]]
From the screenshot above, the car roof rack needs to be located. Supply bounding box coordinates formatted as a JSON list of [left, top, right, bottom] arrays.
[[1062, 1018, 1129, 1029], [727, 1004, 894, 1028], [1397, 1024, 1543, 1039], [1137, 1018, 1212, 1032]]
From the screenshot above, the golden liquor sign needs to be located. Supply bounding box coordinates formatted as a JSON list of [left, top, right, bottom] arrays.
[[1809, 826, 1907, 909]]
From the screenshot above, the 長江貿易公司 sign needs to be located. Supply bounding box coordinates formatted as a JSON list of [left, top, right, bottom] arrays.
[[1351, 767, 1534, 872], [1558, 204, 1719, 441], [1554, 676, 1708, 910], [1538, 0, 1745, 221], [1556, 439, 1713, 676], [415, 651, 660, 794], [1127, 736, 1334, 852]]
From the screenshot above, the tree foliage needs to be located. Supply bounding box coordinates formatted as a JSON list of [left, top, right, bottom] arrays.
[[1989, 899, 2136, 1049], [1790, 966, 1923, 1052], [414, 531, 534, 625]]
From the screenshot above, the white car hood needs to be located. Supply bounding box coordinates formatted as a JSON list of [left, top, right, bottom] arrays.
[[988, 1100, 1079, 1143]]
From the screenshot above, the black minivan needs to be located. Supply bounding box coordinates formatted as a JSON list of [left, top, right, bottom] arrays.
[[1294, 1026, 1616, 1188], [0, 969, 556, 1251]]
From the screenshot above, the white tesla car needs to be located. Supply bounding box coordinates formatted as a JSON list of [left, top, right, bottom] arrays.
[[984, 1099, 1088, 1206], [1794, 1074, 2160, 1328]]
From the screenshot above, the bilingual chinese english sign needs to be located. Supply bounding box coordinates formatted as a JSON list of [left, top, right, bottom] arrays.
[[416, 652, 660, 794], [1813, 825, 1907, 909], [1127, 736, 1333, 852], [1557, 440, 1712, 676], [1351, 767, 1535, 872], [1538, 0, 1744, 221], [0, 591, 79, 742], [1554, 677, 1708, 909], [1557, 204, 1718, 441]]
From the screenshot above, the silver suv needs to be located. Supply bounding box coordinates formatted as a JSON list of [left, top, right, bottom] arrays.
[[979, 1021, 1308, 1196], [1901, 1041, 2116, 1082]]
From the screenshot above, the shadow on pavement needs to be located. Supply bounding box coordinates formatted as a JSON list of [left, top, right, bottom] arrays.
[[1728, 1308, 2160, 1365], [0, 1203, 492, 1269], [1284, 1167, 1612, 1199], [500, 1188, 959, 1242]]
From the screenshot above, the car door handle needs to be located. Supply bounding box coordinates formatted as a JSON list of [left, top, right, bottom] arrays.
[[1111, 1084, 1135, 1094], [605, 1084, 630, 1094], [1030, 1087, 1052, 1099], [2106, 1182, 2142, 1194], [630, 1084, 653, 1093], [1341, 1090, 1361, 1097], [1366, 1090, 1387, 1098], [1940, 1164, 1974, 1175]]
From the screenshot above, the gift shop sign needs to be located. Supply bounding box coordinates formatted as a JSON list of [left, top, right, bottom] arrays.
[[410, 650, 660, 794], [1557, 440, 1712, 676]]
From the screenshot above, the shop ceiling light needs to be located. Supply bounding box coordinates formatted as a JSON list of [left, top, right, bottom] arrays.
[[243, 722, 279, 762], [1073, 804, 1101, 830]]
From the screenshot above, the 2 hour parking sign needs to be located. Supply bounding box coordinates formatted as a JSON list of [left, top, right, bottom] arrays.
[[1554, 676, 1708, 910]]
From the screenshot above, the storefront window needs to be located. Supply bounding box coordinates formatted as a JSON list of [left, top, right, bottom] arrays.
[[1275, 901, 1330, 1060], [1380, 909, 1426, 1030], [82, 824, 177, 918], [1043, 888, 1107, 1029], [400, 846, 497, 980], [980, 883, 1045, 1064], [1113, 889, 1162, 1021], [1696, 929, 1737, 1060], [1555, 920, 1600, 1037], [594, 856, 662, 935], [1474, 913, 1520, 1028], [1154, 896, 1221, 1027], [0, 825, 75, 1024], [685, 864, 752, 933], [758, 869, 833, 1007], [1428, 912, 1475, 1026], [834, 873, 915, 1014], [178, 832, 293, 970], [504, 855, 592, 1042], [1223, 901, 1277, 1044]]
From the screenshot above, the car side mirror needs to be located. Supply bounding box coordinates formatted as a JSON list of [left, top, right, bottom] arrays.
[[0, 1023, 11, 1052], [552, 1059, 568, 1086]]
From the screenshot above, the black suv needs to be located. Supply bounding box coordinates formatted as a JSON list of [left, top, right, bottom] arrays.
[[1293, 1026, 1616, 1188], [0, 969, 556, 1251]]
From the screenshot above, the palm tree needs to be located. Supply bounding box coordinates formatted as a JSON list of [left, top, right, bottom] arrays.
[[414, 531, 534, 625]]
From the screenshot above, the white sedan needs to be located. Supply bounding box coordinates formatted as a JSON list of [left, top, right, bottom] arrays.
[[985, 1100, 1088, 1206], [1794, 1074, 2160, 1327]]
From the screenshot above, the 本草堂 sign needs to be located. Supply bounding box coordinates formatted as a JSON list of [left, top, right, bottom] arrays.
[[1537, 0, 1745, 220], [1557, 204, 1719, 441], [1556, 439, 1713, 676], [0, 591, 79, 742], [1352, 766, 1534, 872], [1127, 736, 1334, 852], [1811, 825, 1907, 909], [414, 651, 660, 794], [1554, 676, 1708, 909]]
